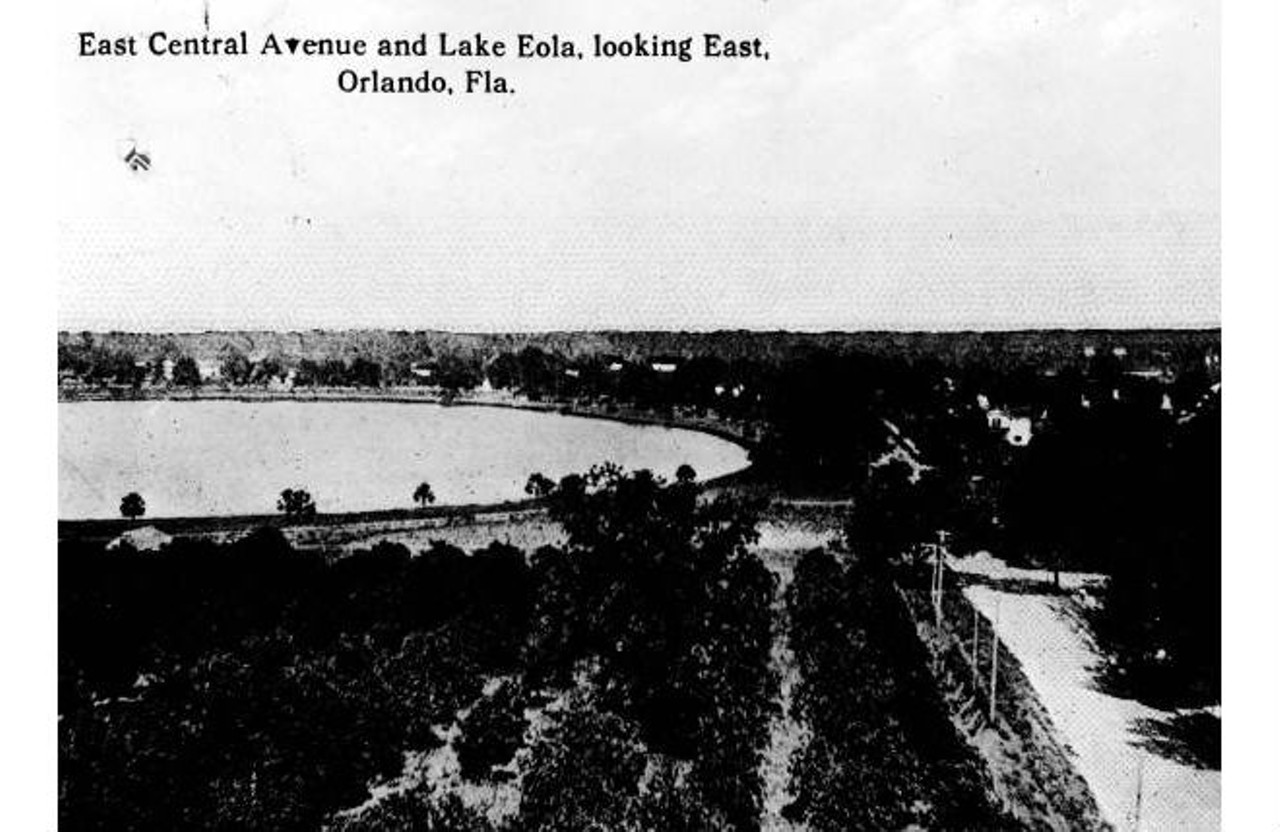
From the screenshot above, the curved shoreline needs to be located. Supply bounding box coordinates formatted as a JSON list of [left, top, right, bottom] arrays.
[[58, 389, 759, 539], [58, 386, 761, 448]]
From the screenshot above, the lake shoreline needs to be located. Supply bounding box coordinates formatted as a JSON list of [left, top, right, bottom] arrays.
[[59, 390, 758, 539], [57, 385, 761, 449]]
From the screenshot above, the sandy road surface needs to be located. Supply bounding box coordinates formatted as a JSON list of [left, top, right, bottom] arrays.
[[965, 586, 1220, 831]]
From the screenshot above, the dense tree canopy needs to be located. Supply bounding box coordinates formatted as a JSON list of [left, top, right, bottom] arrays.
[[170, 355, 201, 388], [277, 488, 316, 519], [413, 481, 436, 509], [119, 492, 145, 521]]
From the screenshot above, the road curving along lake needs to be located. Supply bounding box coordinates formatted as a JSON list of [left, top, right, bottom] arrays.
[[58, 400, 751, 520]]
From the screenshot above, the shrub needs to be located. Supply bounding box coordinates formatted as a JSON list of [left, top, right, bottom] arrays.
[[456, 680, 527, 782]]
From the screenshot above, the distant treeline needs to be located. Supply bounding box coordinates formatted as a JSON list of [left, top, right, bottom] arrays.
[[57, 327, 1222, 371]]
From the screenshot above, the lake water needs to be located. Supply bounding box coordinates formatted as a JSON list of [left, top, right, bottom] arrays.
[[58, 400, 751, 520]]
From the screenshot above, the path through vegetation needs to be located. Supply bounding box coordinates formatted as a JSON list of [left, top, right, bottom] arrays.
[[752, 520, 838, 831]]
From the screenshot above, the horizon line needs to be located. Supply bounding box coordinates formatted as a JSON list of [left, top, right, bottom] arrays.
[[57, 322, 1223, 337]]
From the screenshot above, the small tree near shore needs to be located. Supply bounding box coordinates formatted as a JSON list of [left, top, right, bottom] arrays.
[[171, 355, 202, 388], [413, 481, 436, 510], [524, 472, 557, 499], [277, 488, 316, 520], [120, 492, 146, 522]]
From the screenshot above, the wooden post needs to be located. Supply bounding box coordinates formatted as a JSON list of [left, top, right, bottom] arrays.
[[988, 598, 1000, 722]]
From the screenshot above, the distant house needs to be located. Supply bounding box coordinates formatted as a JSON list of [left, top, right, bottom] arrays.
[[268, 369, 295, 391], [598, 355, 626, 373], [650, 360, 679, 374], [409, 362, 434, 380], [196, 359, 221, 382], [987, 408, 1033, 446], [564, 368, 581, 379], [1004, 417, 1033, 446]]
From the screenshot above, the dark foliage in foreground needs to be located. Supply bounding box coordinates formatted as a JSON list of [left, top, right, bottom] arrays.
[[59, 530, 531, 830], [786, 549, 1018, 831], [329, 792, 492, 832], [60, 468, 778, 831], [527, 465, 777, 830], [456, 679, 528, 782], [1084, 397, 1222, 706]]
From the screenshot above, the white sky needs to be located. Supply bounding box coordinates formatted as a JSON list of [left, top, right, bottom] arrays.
[[58, 0, 1219, 331]]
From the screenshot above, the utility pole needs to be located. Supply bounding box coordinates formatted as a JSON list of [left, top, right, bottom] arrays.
[[971, 604, 981, 690], [930, 530, 947, 627], [988, 596, 1000, 723], [1133, 752, 1145, 831], [931, 542, 943, 626]]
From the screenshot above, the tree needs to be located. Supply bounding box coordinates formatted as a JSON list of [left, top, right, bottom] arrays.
[[252, 355, 284, 386], [844, 459, 926, 566], [674, 463, 697, 485], [524, 472, 557, 499], [329, 792, 490, 832], [294, 359, 321, 387], [120, 492, 146, 522], [435, 354, 482, 395], [219, 347, 253, 386], [277, 488, 316, 520], [533, 465, 764, 756], [148, 359, 167, 386], [751, 351, 885, 490], [456, 680, 526, 781], [1089, 395, 1221, 706], [413, 481, 436, 510], [349, 357, 382, 388], [519, 694, 647, 831], [171, 356, 202, 388], [486, 352, 522, 391]]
